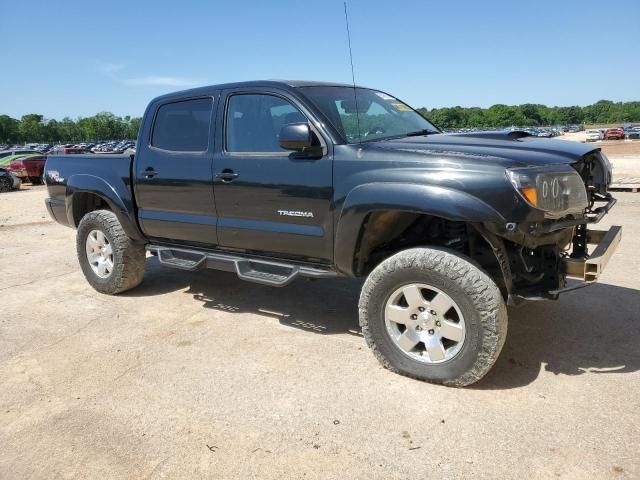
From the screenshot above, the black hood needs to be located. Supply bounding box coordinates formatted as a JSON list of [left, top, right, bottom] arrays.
[[370, 131, 598, 167]]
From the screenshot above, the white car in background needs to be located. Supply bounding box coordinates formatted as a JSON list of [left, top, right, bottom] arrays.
[[585, 129, 604, 142]]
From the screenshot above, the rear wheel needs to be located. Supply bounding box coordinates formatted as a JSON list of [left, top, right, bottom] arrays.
[[76, 210, 146, 294], [359, 247, 508, 387]]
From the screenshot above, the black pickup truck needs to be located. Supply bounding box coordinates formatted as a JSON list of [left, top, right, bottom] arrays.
[[44, 80, 621, 386]]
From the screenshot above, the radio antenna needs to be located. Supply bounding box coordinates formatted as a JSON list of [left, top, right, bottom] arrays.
[[343, 2, 361, 143]]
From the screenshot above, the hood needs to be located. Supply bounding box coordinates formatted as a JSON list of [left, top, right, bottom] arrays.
[[368, 131, 598, 168]]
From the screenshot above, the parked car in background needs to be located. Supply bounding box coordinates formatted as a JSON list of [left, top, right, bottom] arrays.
[[626, 130, 640, 140], [7, 154, 47, 184], [537, 129, 553, 138], [65, 146, 88, 154], [0, 166, 21, 192], [0, 149, 40, 160], [36, 144, 53, 153], [0, 153, 38, 166], [585, 129, 604, 142], [48, 145, 88, 155], [112, 141, 135, 153], [605, 128, 625, 140]]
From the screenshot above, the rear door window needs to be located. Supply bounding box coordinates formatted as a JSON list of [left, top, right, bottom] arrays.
[[151, 98, 213, 152]]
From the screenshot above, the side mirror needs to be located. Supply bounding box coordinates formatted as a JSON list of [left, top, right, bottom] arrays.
[[279, 123, 313, 151]]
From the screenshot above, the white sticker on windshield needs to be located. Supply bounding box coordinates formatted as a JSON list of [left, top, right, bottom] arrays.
[[375, 92, 394, 100]]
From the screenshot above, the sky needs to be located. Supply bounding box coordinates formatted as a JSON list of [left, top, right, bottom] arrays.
[[2, 0, 639, 119]]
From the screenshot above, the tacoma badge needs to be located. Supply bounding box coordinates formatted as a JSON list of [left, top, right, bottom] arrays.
[[277, 209, 314, 218]]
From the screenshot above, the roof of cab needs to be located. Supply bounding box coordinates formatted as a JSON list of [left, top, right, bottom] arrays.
[[150, 80, 363, 103]]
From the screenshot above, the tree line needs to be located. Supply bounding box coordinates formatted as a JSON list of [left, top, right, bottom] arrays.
[[417, 100, 640, 129], [1, 99, 639, 143], [0, 112, 142, 144]]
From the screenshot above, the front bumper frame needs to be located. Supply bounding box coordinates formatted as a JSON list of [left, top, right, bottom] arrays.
[[507, 224, 622, 306], [562, 225, 622, 281], [536, 193, 617, 234]]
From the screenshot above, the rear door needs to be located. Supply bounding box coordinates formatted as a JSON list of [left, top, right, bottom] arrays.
[[211, 88, 334, 264], [134, 95, 219, 246]]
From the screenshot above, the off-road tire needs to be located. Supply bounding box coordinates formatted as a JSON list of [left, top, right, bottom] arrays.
[[0, 176, 12, 192], [76, 209, 146, 294], [359, 247, 508, 387]]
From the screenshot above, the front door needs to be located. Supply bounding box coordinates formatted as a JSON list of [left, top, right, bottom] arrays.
[[134, 95, 218, 246], [212, 89, 333, 264]]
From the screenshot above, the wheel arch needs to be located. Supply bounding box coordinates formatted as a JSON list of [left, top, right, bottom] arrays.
[[65, 174, 144, 242], [334, 183, 506, 277]]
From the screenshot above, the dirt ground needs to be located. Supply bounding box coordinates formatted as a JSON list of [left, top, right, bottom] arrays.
[[558, 134, 640, 176], [1, 186, 639, 479]]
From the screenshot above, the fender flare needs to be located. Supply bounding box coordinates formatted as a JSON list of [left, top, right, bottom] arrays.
[[334, 182, 506, 275], [65, 174, 144, 241]]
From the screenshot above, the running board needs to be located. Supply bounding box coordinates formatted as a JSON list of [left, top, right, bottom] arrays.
[[156, 248, 206, 270], [148, 246, 336, 287]]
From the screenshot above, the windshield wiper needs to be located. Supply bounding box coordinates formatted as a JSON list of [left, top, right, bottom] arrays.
[[404, 129, 438, 137], [362, 129, 440, 143]]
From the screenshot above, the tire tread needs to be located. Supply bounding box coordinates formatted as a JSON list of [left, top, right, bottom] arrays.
[[76, 210, 145, 295], [358, 247, 507, 387]]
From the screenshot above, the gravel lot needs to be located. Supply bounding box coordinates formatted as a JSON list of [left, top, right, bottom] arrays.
[[1, 186, 639, 479]]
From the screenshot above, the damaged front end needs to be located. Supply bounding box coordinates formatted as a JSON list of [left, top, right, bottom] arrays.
[[561, 150, 621, 282], [480, 149, 622, 306]]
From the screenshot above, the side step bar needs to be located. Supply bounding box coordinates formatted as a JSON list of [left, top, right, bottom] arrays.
[[147, 245, 337, 287]]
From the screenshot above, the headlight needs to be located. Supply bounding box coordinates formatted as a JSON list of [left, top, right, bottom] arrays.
[[507, 166, 588, 216]]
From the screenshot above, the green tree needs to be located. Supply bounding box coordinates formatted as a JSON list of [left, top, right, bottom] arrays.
[[3, 100, 640, 145], [44, 119, 60, 142], [125, 117, 142, 139], [59, 117, 81, 142], [18, 114, 45, 142], [0, 115, 20, 143]]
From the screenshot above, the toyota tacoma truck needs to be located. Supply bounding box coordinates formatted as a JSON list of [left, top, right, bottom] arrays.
[[44, 81, 621, 386]]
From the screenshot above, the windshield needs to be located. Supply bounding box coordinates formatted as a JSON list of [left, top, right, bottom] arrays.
[[297, 86, 439, 144]]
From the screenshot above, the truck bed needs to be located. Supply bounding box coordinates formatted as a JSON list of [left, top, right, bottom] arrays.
[[44, 154, 137, 235]]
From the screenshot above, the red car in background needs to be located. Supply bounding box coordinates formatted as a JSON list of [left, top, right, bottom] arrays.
[[605, 128, 625, 140], [7, 154, 47, 184], [48, 145, 88, 155]]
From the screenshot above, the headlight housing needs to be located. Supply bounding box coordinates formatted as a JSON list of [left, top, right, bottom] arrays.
[[507, 166, 588, 217]]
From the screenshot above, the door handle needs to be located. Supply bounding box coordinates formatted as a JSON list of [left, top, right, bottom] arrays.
[[215, 169, 239, 182], [143, 167, 158, 178]]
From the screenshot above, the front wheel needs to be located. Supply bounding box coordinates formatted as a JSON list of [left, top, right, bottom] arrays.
[[76, 210, 146, 294], [359, 247, 508, 387]]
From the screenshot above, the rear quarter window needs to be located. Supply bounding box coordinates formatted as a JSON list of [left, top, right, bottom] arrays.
[[151, 98, 213, 152]]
